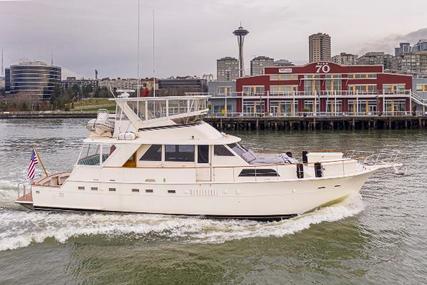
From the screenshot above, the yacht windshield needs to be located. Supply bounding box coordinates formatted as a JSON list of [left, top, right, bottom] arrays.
[[227, 143, 256, 163], [77, 144, 116, 165]]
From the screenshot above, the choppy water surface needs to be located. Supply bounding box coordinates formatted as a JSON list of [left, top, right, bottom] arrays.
[[0, 119, 426, 284]]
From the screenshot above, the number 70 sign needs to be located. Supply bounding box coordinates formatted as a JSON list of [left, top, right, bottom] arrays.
[[315, 63, 331, 73]]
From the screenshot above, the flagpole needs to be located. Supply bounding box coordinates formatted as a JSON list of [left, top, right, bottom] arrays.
[[34, 147, 48, 177]]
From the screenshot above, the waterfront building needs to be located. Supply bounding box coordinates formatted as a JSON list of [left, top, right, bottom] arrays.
[[413, 77, 427, 99], [157, 77, 207, 96], [5, 61, 61, 100], [0, 76, 4, 90], [98, 78, 140, 90], [61, 77, 99, 90], [332, 53, 357, 65], [250, 56, 274, 76], [210, 62, 413, 116], [309, 33, 331, 63], [273, 59, 294, 67], [217, 57, 239, 81], [208, 80, 237, 115]]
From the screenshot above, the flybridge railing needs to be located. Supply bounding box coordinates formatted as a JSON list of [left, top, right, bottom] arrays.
[[115, 96, 209, 121], [210, 90, 413, 97]]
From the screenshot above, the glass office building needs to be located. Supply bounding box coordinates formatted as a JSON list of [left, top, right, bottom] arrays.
[[6, 61, 61, 100]]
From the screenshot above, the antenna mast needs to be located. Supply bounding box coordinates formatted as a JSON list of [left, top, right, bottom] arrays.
[[136, 0, 141, 98], [152, 9, 156, 97], [1, 48, 3, 76]]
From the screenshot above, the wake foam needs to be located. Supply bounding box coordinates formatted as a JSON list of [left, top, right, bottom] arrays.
[[0, 194, 364, 251], [0, 188, 20, 210]]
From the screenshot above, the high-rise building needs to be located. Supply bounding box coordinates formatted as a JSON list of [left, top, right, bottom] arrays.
[[357, 52, 393, 70], [332, 52, 357, 65], [5, 68, 10, 93], [5, 61, 61, 100], [401, 51, 427, 75], [217, 57, 239, 81], [233, 26, 249, 77], [273, 59, 294, 67], [412, 40, 427, 52], [309, 33, 331, 63], [250, 56, 274, 76], [395, 42, 411, 56], [391, 40, 427, 75]]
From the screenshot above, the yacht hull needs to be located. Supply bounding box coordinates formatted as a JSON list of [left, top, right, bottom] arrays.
[[20, 171, 373, 219]]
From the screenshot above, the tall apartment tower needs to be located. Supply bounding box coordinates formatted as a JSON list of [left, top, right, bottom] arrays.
[[309, 33, 331, 63], [217, 57, 239, 81], [250, 56, 274, 76]]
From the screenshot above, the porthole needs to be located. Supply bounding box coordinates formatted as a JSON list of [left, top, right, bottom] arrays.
[[132, 189, 140, 193], [168, 190, 176, 194], [109, 188, 116, 192], [145, 189, 153, 193], [91, 187, 98, 191], [78, 186, 85, 190]]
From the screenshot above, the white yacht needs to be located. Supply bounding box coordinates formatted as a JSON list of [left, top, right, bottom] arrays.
[[16, 95, 395, 220]]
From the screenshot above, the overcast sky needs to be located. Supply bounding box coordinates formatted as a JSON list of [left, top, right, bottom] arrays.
[[1, 0, 427, 79]]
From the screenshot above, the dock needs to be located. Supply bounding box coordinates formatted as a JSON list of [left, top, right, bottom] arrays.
[[205, 115, 427, 131], [1, 111, 427, 130]]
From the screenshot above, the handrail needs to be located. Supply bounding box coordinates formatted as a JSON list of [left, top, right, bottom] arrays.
[[17, 182, 32, 199], [210, 90, 414, 98], [207, 111, 417, 118], [363, 150, 402, 166], [411, 92, 427, 106]]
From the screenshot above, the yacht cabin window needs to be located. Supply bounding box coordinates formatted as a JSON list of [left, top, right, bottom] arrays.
[[140, 144, 162, 161], [197, 145, 209, 163], [239, 169, 279, 177], [77, 144, 116, 166], [165, 145, 195, 162], [228, 143, 257, 163], [214, 145, 234, 156]]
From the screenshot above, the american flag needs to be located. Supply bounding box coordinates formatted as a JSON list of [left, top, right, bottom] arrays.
[[27, 149, 38, 180]]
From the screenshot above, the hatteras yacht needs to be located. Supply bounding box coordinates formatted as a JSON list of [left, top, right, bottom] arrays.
[[16, 94, 396, 220]]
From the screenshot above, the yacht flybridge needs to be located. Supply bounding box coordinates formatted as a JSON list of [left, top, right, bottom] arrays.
[[17, 95, 396, 220]]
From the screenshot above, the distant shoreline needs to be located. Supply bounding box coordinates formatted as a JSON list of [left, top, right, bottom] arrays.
[[0, 111, 97, 119]]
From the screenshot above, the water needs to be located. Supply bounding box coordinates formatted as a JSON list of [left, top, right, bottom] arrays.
[[0, 119, 426, 284]]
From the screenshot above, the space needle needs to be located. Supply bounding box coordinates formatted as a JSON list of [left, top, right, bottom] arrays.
[[233, 25, 249, 77]]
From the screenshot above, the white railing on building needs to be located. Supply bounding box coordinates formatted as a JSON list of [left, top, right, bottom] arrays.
[[411, 92, 427, 107], [209, 90, 413, 98], [208, 111, 420, 118]]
